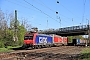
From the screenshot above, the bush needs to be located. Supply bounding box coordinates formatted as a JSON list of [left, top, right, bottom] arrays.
[[0, 41, 4, 48]]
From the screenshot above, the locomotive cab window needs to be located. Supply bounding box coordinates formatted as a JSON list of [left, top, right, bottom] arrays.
[[24, 36, 33, 40]]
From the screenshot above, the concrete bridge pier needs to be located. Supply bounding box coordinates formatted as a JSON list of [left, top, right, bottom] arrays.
[[88, 25, 90, 46], [88, 30, 90, 46]]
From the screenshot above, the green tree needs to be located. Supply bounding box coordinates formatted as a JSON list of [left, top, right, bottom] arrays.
[[0, 9, 29, 47], [17, 25, 26, 46], [0, 40, 4, 48], [67, 36, 73, 42], [72, 35, 84, 39]]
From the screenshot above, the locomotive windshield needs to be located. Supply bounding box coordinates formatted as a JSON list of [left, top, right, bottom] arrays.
[[24, 36, 33, 40]]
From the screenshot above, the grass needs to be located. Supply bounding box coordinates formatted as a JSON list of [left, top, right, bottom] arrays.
[[0, 48, 13, 52], [79, 47, 90, 60], [0, 46, 21, 52], [82, 47, 90, 54], [7, 46, 21, 49]]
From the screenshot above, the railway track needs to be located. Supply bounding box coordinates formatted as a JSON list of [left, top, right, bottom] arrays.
[[0, 46, 84, 60]]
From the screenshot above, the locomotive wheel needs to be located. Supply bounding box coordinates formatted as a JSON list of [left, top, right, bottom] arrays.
[[22, 44, 27, 49], [34, 46, 37, 49], [49, 45, 51, 48], [31, 46, 34, 49], [38, 45, 41, 49], [46, 45, 50, 48]]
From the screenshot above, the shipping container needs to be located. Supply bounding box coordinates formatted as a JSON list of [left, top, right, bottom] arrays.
[[52, 34, 64, 46], [72, 39, 77, 45], [76, 39, 80, 44], [63, 37, 68, 45], [80, 40, 86, 44], [73, 38, 81, 45], [53, 35, 62, 43], [72, 38, 87, 46]]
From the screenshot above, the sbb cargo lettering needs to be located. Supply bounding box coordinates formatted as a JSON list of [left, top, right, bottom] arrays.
[[39, 37, 47, 43]]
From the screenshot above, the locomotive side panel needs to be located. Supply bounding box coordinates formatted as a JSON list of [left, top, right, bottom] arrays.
[[35, 34, 53, 45]]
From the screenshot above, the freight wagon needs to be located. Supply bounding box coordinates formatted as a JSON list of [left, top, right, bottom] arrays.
[[22, 32, 68, 49], [52, 34, 68, 46], [72, 39, 88, 46]]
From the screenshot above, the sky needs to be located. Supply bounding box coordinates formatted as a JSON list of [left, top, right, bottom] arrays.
[[0, 0, 90, 30]]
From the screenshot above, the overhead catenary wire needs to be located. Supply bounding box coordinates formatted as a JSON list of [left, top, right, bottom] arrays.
[[59, 2, 80, 18], [5, 0, 71, 28], [39, 0, 69, 20], [23, 0, 60, 23], [5, 0, 38, 12], [57, 1, 79, 18], [34, 0, 72, 24], [38, 0, 67, 26], [38, 0, 71, 26], [56, 0, 83, 26], [35, 0, 56, 12], [55, 0, 69, 27], [55, 1, 71, 23], [4, 0, 47, 28], [36, 0, 64, 27], [24, 0, 69, 26], [5, 0, 61, 29], [56, 0, 61, 28]]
